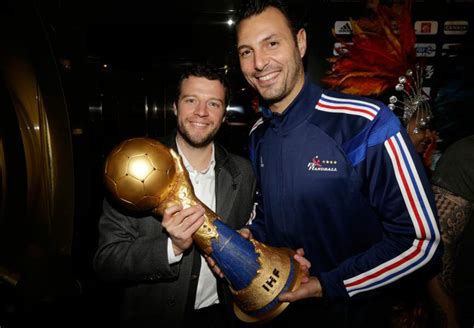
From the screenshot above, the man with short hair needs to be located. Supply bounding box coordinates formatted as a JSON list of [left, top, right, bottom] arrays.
[[94, 63, 256, 328], [233, 1, 442, 326]]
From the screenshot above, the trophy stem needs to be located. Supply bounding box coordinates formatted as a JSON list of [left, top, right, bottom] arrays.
[[152, 148, 303, 322]]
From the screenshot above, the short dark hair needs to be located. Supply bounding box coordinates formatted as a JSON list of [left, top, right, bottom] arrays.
[[235, 0, 305, 37], [175, 63, 230, 107]]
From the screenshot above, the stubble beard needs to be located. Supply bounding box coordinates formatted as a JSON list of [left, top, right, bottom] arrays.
[[256, 56, 303, 106], [177, 121, 218, 148], [259, 82, 286, 105]]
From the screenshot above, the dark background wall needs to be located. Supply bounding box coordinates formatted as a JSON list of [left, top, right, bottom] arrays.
[[1, 0, 473, 327]]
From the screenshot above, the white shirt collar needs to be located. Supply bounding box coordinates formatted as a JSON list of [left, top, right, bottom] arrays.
[[175, 139, 216, 174]]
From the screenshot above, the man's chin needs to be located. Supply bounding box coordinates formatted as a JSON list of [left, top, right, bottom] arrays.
[[259, 88, 285, 104], [185, 135, 214, 148], [190, 140, 212, 148]]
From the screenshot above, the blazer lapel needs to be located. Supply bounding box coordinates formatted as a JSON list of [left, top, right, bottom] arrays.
[[216, 170, 238, 224], [215, 146, 239, 226]]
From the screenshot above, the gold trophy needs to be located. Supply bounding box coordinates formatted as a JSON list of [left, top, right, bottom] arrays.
[[104, 137, 302, 323]]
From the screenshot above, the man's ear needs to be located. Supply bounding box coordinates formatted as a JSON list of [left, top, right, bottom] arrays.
[[296, 28, 307, 58], [173, 103, 178, 116]]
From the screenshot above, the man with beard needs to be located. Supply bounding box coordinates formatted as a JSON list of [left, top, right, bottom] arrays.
[[94, 63, 256, 328], [222, 1, 442, 327]]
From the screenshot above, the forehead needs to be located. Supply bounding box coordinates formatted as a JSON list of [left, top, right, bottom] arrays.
[[237, 7, 292, 46], [180, 76, 225, 100]]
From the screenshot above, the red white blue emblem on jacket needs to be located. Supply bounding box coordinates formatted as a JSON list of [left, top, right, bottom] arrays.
[[315, 93, 380, 121], [307, 155, 338, 172]]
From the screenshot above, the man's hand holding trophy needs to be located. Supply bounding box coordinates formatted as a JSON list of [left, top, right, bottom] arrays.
[[103, 137, 305, 323]]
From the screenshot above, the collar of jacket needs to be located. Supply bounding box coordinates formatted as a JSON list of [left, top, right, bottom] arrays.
[[260, 75, 323, 135]]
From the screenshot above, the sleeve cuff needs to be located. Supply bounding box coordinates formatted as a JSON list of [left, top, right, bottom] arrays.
[[319, 270, 350, 301], [167, 238, 183, 264]]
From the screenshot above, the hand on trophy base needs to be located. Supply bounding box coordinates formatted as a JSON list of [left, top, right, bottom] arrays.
[[231, 244, 303, 323], [205, 229, 306, 322]]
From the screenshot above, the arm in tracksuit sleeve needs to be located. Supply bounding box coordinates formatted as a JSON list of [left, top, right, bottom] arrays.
[[319, 107, 442, 300], [93, 198, 179, 282]]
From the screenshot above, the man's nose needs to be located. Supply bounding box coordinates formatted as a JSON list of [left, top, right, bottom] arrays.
[[254, 49, 269, 71], [193, 102, 209, 116]]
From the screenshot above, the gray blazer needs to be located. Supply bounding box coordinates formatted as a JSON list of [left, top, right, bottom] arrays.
[[93, 132, 256, 328]]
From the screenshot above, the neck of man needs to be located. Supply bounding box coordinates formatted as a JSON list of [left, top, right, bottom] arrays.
[[176, 134, 213, 172], [270, 101, 290, 114]]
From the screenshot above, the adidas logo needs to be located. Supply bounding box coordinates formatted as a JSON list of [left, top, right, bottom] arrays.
[[339, 23, 352, 33], [335, 21, 352, 35]]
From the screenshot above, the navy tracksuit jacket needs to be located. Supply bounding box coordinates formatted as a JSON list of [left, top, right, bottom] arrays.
[[248, 77, 442, 301]]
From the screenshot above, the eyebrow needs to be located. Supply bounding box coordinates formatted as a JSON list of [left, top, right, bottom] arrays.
[[237, 33, 278, 52], [181, 95, 224, 104], [208, 98, 224, 105]]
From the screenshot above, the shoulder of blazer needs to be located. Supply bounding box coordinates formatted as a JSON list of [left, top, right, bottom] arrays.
[[214, 142, 246, 180]]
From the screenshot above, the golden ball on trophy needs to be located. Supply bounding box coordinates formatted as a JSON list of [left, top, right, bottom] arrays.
[[104, 138, 177, 211]]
